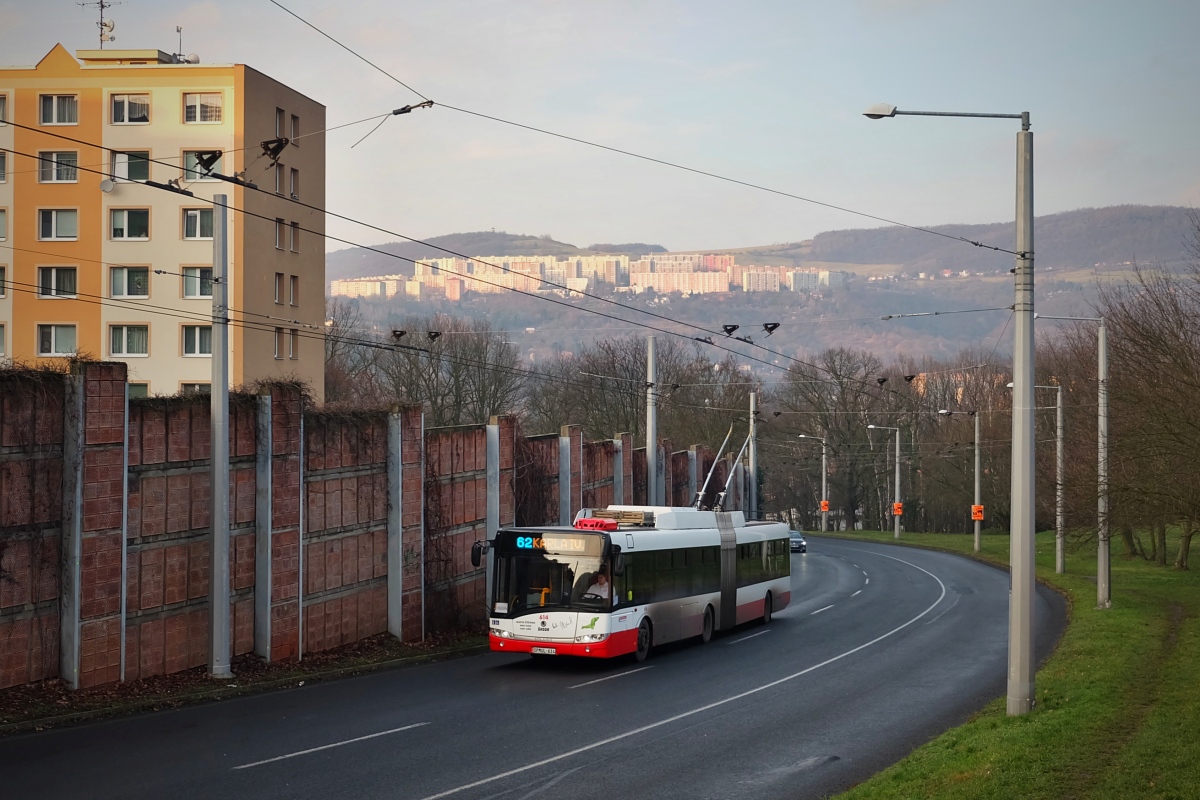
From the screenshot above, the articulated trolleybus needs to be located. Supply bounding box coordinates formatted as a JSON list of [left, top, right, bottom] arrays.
[[475, 506, 790, 661]]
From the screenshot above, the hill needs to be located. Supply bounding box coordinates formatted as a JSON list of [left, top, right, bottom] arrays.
[[715, 205, 1194, 273], [325, 232, 667, 282]]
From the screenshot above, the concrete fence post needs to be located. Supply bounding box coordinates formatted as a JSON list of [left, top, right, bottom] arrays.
[[612, 437, 623, 509], [59, 371, 85, 690], [558, 427, 571, 526], [386, 408, 404, 640], [486, 418, 501, 612], [688, 446, 699, 503], [254, 390, 273, 660]]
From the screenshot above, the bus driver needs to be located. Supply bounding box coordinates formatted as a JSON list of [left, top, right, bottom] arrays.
[[585, 566, 610, 600]]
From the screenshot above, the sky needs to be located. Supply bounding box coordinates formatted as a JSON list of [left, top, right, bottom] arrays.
[[3, 0, 1199, 253]]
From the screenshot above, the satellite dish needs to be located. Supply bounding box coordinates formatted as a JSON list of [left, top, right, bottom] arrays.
[[101, 19, 115, 32], [185, 53, 200, 64], [99, 179, 115, 193]]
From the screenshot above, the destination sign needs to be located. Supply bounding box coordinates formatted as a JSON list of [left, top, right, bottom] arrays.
[[516, 535, 593, 552]]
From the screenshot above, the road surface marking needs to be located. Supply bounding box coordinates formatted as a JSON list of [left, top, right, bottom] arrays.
[[568, 666, 653, 689], [728, 630, 771, 644], [811, 605, 834, 615], [233, 722, 428, 769], [865, 578, 869, 585], [414, 551, 947, 800], [851, 590, 862, 598]]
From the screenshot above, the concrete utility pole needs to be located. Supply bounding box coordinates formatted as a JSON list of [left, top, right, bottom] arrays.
[[209, 194, 232, 679], [798, 433, 828, 532], [1039, 315, 1109, 605], [645, 335, 657, 506], [864, 103, 1036, 715], [748, 392, 757, 518]]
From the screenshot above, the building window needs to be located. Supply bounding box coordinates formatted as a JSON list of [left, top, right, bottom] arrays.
[[38, 151, 78, 182], [289, 222, 299, 252], [39, 209, 78, 240], [111, 266, 149, 297], [0, 95, 7, 124], [181, 383, 210, 395], [0, 266, 5, 296], [183, 92, 222, 123], [0, 151, 6, 182], [38, 324, 77, 356], [290, 114, 299, 140], [0, 324, 5, 356], [289, 168, 299, 198], [0, 209, 6, 240], [112, 151, 150, 181], [39, 266, 77, 298], [183, 325, 212, 356], [110, 325, 149, 356], [274, 272, 284, 303], [289, 274, 298, 305], [276, 107, 285, 137], [39, 95, 78, 125], [111, 93, 150, 124], [275, 163, 285, 194], [183, 267, 213, 298], [111, 209, 150, 240], [128, 383, 149, 398], [274, 327, 284, 359], [275, 219, 284, 249], [183, 150, 222, 181], [184, 208, 214, 239], [289, 328, 298, 359]]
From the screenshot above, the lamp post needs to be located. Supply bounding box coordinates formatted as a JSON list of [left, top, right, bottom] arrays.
[[938, 410, 981, 552], [866, 103, 1036, 715], [798, 434, 828, 532], [868, 425, 902, 539], [1038, 315, 1109, 605]]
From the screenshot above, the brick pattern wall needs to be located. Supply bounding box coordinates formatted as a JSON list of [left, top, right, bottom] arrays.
[[632, 447, 647, 505], [670, 450, 692, 507], [0, 374, 64, 690], [124, 392, 257, 683], [519, 433, 559, 527], [582, 439, 616, 510], [620, 434, 633, 504], [303, 409, 389, 654]]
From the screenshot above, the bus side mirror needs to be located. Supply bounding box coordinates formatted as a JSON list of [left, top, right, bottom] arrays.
[[612, 545, 625, 576], [471, 541, 485, 568]]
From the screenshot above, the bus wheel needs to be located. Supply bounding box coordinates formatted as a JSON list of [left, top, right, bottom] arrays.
[[635, 619, 652, 663], [762, 593, 773, 625], [700, 606, 714, 644]]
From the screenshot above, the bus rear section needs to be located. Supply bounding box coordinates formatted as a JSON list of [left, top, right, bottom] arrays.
[[484, 507, 790, 660]]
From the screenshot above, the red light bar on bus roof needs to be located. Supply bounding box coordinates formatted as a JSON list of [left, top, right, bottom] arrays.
[[574, 518, 619, 531]]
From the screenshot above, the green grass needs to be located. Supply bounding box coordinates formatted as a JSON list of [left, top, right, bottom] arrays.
[[815, 529, 1198, 800]]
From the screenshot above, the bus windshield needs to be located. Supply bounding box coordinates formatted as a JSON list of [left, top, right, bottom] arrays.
[[494, 551, 611, 614]]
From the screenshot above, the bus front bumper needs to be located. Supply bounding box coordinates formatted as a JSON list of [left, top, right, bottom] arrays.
[[489, 630, 637, 658]]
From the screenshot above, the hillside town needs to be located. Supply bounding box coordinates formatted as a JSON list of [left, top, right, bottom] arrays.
[[329, 252, 851, 301]]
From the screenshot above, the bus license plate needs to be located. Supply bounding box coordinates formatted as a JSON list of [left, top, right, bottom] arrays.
[[531, 647, 557, 655]]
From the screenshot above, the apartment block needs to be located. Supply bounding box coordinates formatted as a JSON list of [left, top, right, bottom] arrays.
[[742, 271, 781, 292], [0, 45, 326, 399]]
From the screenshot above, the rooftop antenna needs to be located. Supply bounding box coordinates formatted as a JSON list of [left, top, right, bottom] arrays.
[[177, 26, 183, 55], [78, 0, 122, 49], [693, 424, 734, 510]]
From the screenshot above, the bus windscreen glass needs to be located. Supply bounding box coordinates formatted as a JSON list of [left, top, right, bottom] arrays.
[[494, 551, 610, 614]]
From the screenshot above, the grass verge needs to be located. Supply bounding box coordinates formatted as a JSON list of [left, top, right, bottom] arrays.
[[817, 529, 1197, 800]]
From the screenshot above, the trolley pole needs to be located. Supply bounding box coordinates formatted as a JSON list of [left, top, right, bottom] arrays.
[[974, 411, 982, 553], [645, 335, 657, 506], [748, 392, 757, 518], [209, 194, 232, 679]]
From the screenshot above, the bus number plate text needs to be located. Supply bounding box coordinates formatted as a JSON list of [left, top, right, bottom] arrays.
[[531, 647, 557, 655]]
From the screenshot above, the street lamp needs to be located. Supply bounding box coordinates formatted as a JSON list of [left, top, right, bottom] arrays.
[[798, 434, 828, 532], [868, 425, 902, 539], [938, 410, 981, 552], [866, 103, 1036, 716], [1038, 315, 1109, 606]]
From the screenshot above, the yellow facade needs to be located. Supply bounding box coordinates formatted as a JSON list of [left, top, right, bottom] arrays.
[[0, 45, 326, 399]]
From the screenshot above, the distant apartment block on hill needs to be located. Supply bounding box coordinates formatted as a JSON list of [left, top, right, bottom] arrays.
[[329, 251, 848, 301]]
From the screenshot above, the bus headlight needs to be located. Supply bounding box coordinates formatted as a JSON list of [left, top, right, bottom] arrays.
[[576, 633, 608, 643], [491, 628, 514, 638]]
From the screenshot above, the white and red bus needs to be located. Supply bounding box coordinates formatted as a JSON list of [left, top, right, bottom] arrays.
[[477, 506, 791, 661]]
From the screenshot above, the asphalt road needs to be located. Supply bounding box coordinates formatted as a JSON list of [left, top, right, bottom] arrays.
[[0, 537, 1065, 800]]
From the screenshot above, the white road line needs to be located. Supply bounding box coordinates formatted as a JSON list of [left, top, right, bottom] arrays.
[[568, 666, 653, 689], [728, 630, 771, 644], [865, 578, 870, 585], [414, 551, 947, 800], [233, 722, 428, 770], [811, 605, 834, 615], [851, 589, 862, 598]]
